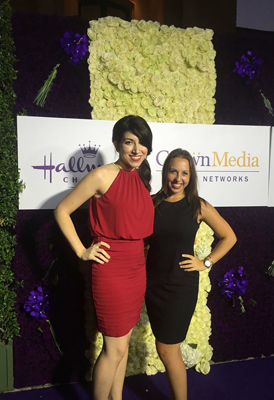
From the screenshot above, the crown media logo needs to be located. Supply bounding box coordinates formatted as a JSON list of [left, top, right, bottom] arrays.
[[32, 143, 101, 184], [156, 150, 260, 183]]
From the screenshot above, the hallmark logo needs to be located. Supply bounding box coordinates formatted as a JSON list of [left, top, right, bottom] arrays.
[[32, 144, 101, 183], [79, 142, 100, 158]]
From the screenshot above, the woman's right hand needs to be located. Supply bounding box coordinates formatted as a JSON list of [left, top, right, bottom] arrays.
[[80, 242, 111, 264]]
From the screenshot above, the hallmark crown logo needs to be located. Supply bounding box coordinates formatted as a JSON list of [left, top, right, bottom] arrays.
[[79, 142, 100, 158]]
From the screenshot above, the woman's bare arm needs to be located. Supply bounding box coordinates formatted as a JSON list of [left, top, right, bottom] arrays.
[[180, 200, 237, 271], [54, 166, 115, 262], [200, 201, 237, 264]]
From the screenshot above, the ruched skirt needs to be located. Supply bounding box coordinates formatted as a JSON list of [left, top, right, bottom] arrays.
[[91, 237, 146, 337]]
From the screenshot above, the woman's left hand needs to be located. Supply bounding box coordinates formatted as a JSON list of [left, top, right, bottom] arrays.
[[179, 254, 207, 271]]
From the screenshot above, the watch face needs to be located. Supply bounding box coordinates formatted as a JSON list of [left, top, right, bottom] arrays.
[[204, 259, 211, 267]]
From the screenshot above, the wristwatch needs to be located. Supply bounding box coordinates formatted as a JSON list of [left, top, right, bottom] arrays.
[[203, 256, 214, 268]]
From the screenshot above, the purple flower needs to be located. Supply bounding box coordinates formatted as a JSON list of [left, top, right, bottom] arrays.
[[60, 31, 88, 65], [218, 266, 248, 299], [24, 286, 49, 319], [233, 51, 262, 84], [60, 31, 73, 55]]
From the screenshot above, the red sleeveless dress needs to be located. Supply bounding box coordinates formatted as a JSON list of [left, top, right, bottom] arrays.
[[89, 168, 154, 337]]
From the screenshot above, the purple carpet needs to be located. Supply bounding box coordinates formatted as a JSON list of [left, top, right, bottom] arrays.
[[1, 357, 273, 399]]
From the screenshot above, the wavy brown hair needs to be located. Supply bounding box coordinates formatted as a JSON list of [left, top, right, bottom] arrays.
[[112, 115, 153, 191], [153, 148, 204, 219]]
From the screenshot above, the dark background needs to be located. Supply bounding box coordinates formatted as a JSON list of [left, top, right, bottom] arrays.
[[10, 1, 274, 388]]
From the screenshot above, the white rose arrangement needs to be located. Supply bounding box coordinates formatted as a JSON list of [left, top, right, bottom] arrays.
[[87, 17, 216, 123]]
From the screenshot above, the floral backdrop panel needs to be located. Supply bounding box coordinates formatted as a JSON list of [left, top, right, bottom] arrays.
[[87, 17, 216, 123]]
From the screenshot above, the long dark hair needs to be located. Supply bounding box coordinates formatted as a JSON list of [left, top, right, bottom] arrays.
[[153, 148, 204, 219], [112, 115, 153, 191]]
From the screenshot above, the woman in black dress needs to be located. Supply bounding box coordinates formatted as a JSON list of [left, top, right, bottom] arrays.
[[146, 148, 237, 400]]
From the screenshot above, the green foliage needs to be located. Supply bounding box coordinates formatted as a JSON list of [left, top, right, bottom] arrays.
[[0, 0, 22, 343], [260, 91, 274, 117], [34, 63, 60, 107]]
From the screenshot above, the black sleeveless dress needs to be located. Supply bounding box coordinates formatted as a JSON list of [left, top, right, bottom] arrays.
[[145, 197, 199, 344]]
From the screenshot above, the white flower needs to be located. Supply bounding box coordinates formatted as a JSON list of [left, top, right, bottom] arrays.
[[147, 107, 157, 118], [90, 22, 105, 34], [181, 343, 200, 368], [130, 84, 138, 94], [106, 99, 115, 108], [141, 97, 150, 109], [160, 24, 170, 35], [100, 52, 115, 63], [120, 19, 131, 28], [157, 109, 166, 118], [123, 80, 131, 90], [103, 16, 120, 27], [103, 88, 113, 99], [154, 94, 165, 107], [108, 72, 120, 85], [137, 20, 148, 31], [87, 28, 96, 40], [117, 82, 125, 91], [196, 361, 211, 375], [197, 60, 210, 72]]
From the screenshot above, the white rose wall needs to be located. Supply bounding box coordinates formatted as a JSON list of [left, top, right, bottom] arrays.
[[11, 12, 274, 388], [87, 18, 216, 124]]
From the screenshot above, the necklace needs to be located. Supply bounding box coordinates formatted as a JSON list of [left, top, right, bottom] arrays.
[[113, 162, 123, 170], [113, 162, 136, 172]]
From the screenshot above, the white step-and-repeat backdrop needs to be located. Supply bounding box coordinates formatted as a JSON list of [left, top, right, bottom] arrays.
[[17, 116, 272, 209]]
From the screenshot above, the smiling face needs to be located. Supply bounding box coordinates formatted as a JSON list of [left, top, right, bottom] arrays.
[[166, 157, 190, 199], [116, 131, 148, 171]]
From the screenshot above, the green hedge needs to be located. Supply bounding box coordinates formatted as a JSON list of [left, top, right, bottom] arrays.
[[0, 0, 23, 344]]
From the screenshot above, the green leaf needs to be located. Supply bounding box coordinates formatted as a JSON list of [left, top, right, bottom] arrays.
[[34, 64, 60, 107], [188, 343, 198, 349], [260, 91, 274, 117]]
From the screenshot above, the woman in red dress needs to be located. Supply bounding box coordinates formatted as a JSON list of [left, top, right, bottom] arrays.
[[54, 115, 154, 400]]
